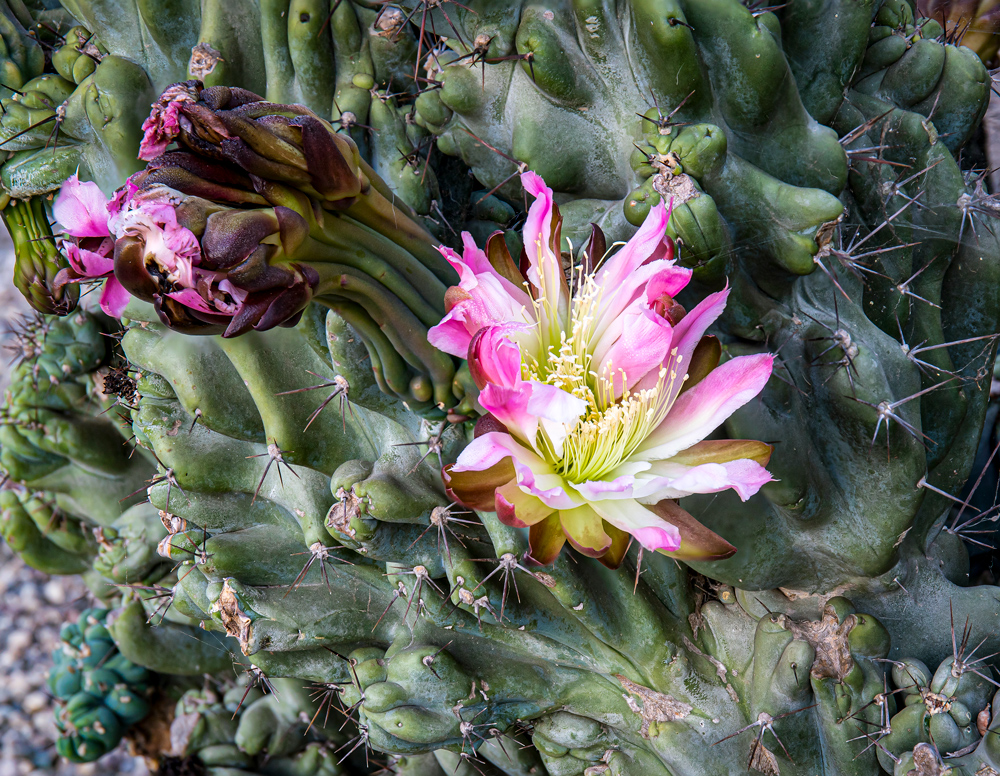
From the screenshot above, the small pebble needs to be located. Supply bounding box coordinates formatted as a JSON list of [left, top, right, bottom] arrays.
[[6, 631, 30, 659], [22, 693, 47, 715], [42, 580, 66, 606]]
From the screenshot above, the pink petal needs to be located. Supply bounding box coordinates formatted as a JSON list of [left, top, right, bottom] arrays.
[[137, 85, 198, 161], [99, 278, 131, 318], [479, 381, 537, 445], [427, 313, 478, 359], [167, 287, 217, 315], [455, 434, 577, 511], [452, 431, 521, 473], [108, 176, 140, 216], [632, 287, 730, 396], [592, 306, 673, 399], [633, 458, 773, 502], [511, 456, 579, 510], [521, 171, 554, 257], [638, 353, 774, 461], [479, 377, 586, 454], [591, 259, 689, 343], [467, 324, 529, 389], [53, 175, 110, 238], [525, 382, 587, 453], [643, 264, 694, 305], [218, 278, 248, 305], [66, 244, 114, 278], [574, 474, 636, 502], [459, 232, 495, 276], [594, 201, 669, 291], [428, 267, 532, 359], [590, 498, 681, 552], [670, 287, 729, 367], [519, 171, 567, 323], [439, 240, 491, 288]]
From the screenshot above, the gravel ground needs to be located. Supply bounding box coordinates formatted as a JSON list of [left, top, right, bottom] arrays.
[[0, 543, 149, 776], [1, 236, 145, 773]]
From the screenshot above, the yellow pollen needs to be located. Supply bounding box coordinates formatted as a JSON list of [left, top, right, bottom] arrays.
[[523, 260, 685, 483]]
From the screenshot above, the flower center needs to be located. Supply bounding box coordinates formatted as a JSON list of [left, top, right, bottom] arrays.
[[554, 361, 682, 482], [522, 270, 684, 483]]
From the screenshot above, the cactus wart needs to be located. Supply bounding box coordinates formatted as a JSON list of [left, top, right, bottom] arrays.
[[2, 1, 1000, 775]]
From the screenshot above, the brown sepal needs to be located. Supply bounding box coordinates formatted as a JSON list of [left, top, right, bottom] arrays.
[[154, 295, 227, 335], [297, 115, 362, 200], [583, 223, 606, 275], [485, 231, 525, 287], [444, 285, 472, 314], [527, 513, 566, 566], [442, 457, 514, 511], [113, 236, 159, 302], [647, 500, 736, 562], [596, 522, 632, 570], [201, 209, 279, 271], [474, 414, 508, 438]]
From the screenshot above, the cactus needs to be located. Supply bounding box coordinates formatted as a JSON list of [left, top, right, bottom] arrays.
[[0, 309, 156, 526], [48, 607, 153, 762], [164, 680, 371, 775], [1, 2, 1000, 775]]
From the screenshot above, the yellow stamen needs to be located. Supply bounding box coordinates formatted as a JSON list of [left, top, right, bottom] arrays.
[[522, 259, 684, 483]]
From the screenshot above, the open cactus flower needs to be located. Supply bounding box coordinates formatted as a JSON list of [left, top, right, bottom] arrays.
[[50, 174, 129, 318], [8, 5, 1000, 774], [435, 172, 774, 567]]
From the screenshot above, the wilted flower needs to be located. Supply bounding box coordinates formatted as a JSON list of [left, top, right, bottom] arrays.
[[434, 172, 774, 567], [51, 174, 129, 318]]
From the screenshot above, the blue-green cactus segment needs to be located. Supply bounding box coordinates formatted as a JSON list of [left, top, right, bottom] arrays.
[[166, 679, 375, 775], [48, 607, 152, 763]]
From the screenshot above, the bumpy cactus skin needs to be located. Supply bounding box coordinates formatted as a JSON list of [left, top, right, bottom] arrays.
[[2, 1, 1000, 775], [102, 295, 897, 775], [48, 607, 152, 762], [402, 0, 1000, 653], [0, 310, 155, 526], [165, 681, 370, 775]]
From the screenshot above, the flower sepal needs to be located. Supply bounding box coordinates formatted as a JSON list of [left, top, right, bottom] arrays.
[[646, 500, 737, 562]]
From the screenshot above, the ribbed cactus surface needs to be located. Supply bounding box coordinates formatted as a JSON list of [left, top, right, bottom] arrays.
[[1, 2, 1000, 776], [48, 607, 152, 762]]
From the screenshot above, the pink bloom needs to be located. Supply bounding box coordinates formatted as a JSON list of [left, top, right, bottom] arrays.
[[437, 172, 774, 567], [108, 175, 140, 216], [109, 183, 247, 318], [109, 184, 202, 290], [138, 82, 200, 161], [52, 176, 130, 318], [427, 233, 532, 359], [53, 174, 111, 238], [167, 274, 247, 315], [53, 173, 242, 320]]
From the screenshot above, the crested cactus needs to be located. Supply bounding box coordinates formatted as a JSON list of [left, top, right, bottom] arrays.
[[2, 1, 1000, 775], [0, 308, 156, 522]]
